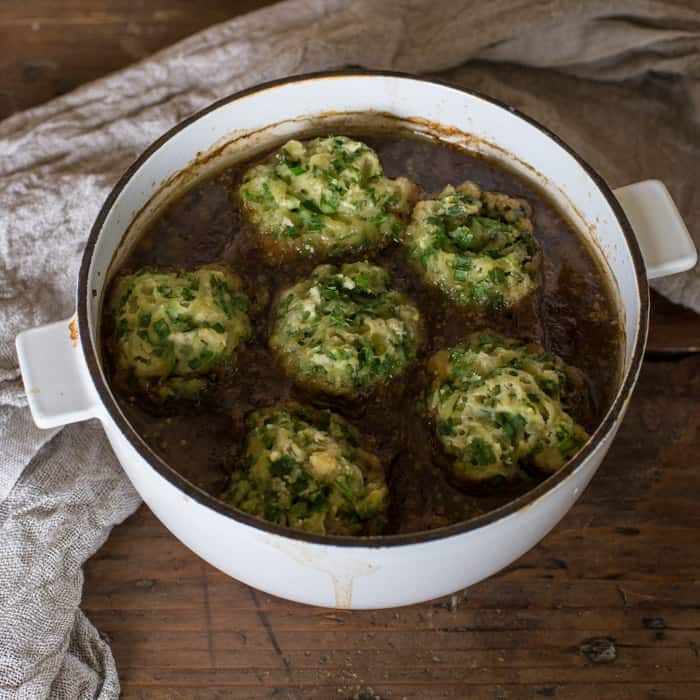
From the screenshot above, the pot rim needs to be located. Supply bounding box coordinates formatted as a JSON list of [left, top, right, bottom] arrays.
[[77, 69, 649, 548]]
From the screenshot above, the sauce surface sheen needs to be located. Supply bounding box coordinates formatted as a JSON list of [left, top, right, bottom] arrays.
[[104, 132, 622, 534]]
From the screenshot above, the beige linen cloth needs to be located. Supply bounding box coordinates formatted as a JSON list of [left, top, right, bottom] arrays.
[[1, 1, 699, 697]]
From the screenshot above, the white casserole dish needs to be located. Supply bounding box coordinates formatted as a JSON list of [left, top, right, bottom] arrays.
[[16, 72, 697, 609]]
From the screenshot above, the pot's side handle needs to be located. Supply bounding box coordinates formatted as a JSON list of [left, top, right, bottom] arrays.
[[613, 180, 697, 280], [15, 315, 101, 429]]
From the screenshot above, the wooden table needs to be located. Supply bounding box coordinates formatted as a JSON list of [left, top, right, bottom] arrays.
[[4, 3, 700, 697]]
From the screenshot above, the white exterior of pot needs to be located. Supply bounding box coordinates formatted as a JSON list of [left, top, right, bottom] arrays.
[[15, 73, 696, 609]]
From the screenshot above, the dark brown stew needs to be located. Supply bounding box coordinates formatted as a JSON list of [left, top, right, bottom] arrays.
[[103, 132, 622, 534]]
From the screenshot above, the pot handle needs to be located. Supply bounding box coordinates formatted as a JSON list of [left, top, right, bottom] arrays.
[[613, 180, 697, 280], [15, 315, 101, 429]]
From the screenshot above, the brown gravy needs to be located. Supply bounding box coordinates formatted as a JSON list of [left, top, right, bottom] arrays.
[[103, 132, 622, 534]]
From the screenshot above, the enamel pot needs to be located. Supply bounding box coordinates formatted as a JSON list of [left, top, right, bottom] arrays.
[[15, 71, 697, 609]]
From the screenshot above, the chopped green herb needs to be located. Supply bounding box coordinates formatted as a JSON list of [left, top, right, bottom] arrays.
[[470, 438, 496, 466], [153, 319, 170, 338]]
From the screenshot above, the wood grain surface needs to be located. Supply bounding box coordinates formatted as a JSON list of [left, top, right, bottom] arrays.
[[82, 354, 700, 699], [3, 2, 699, 698]]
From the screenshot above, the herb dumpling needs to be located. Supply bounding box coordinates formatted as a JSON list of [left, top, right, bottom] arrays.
[[269, 262, 423, 397], [427, 331, 589, 483], [221, 403, 388, 536], [239, 136, 417, 260], [402, 181, 539, 309], [109, 266, 251, 401]]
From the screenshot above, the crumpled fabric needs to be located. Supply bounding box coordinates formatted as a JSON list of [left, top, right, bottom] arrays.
[[1, 0, 698, 697]]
